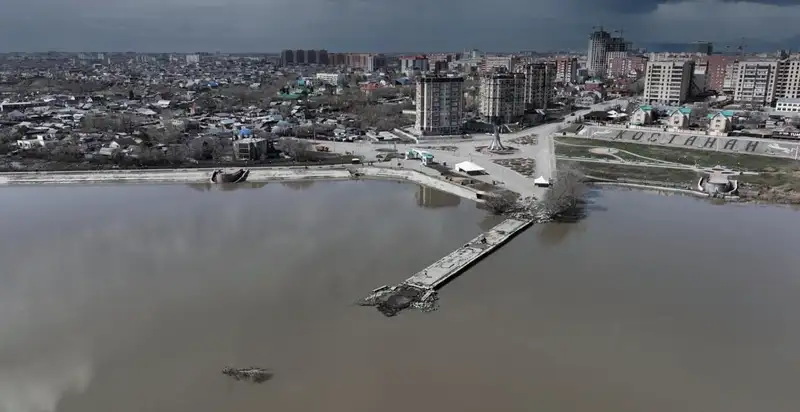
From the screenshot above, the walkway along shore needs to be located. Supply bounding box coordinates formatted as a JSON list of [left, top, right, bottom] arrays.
[[0, 165, 486, 202]]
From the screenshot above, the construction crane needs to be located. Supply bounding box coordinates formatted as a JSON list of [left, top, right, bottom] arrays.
[[725, 38, 747, 56], [737, 37, 747, 57]]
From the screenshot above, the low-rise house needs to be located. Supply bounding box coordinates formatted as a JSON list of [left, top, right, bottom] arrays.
[[97, 146, 117, 156], [16, 135, 54, 149], [708, 111, 734, 133], [233, 137, 275, 161], [630, 105, 653, 125], [667, 107, 692, 129]]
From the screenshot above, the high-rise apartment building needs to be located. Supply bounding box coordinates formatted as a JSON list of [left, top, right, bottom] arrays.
[[280, 50, 294, 66], [555, 57, 578, 83], [279, 49, 330, 66], [294, 49, 306, 65], [400, 55, 430, 72], [723, 60, 740, 93], [517, 63, 555, 110], [306, 50, 318, 65], [691, 41, 713, 55], [734, 60, 779, 106], [643, 60, 694, 105], [775, 57, 800, 100], [587, 28, 629, 78], [415, 76, 465, 136], [479, 73, 526, 124], [702, 55, 736, 93], [346, 53, 387, 71], [329, 53, 347, 66], [318, 50, 329, 65]]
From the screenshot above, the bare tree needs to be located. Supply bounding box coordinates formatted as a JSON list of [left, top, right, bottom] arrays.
[[628, 78, 645, 95], [483, 191, 520, 215], [538, 166, 586, 221], [0, 127, 15, 144], [148, 124, 184, 145], [277, 138, 312, 161]]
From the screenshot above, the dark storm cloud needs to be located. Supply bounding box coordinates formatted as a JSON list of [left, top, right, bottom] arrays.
[[0, 0, 799, 51], [590, 0, 799, 13]]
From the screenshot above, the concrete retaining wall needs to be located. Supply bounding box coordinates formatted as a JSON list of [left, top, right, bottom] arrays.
[[0, 166, 485, 202], [358, 167, 484, 201]]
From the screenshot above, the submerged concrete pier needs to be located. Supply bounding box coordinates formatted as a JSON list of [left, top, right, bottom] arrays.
[[405, 218, 533, 290], [360, 218, 534, 316]]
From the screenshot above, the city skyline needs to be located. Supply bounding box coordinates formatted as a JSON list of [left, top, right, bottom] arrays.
[[1, 0, 800, 52]]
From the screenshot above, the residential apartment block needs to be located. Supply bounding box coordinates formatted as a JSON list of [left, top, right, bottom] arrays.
[[280, 49, 330, 66], [415, 76, 465, 136], [516, 63, 555, 109], [554, 57, 578, 83], [775, 98, 800, 112], [345, 53, 387, 71], [775, 58, 800, 100], [479, 73, 526, 124], [400, 55, 430, 72], [702, 55, 736, 93], [720, 57, 800, 105], [733, 60, 779, 106], [606, 52, 647, 78], [587, 29, 630, 78], [279, 50, 386, 70], [482, 55, 518, 73], [643, 60, 694, 105]]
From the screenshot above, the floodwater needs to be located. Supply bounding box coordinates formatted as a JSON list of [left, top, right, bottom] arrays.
[[1, 181, 799, 412]]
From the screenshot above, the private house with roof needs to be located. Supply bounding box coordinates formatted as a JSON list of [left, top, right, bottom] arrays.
[[667, 107, 692, 130], [708, 110, 734, 134], [629, 105, 653, 126]]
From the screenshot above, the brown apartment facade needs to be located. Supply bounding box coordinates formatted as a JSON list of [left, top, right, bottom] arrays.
[[280, 50, 386, 71], [554, 57, 578, 83], [606, 52, 648, 79]]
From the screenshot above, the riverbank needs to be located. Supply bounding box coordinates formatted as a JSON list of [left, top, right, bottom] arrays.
[[0, 165, 486, 202], [555, 137, 800, 204], [560, 159, 800, 204]]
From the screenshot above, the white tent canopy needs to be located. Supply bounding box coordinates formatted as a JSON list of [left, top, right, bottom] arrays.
[[454, 161, 485, 174], [534, 176, 551, 186]]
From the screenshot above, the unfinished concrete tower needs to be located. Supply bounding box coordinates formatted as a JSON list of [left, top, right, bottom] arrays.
[[487, 124, 505, 151]]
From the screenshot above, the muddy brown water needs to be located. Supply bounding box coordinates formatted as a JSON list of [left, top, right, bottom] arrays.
[[1, 181, 799, 412]]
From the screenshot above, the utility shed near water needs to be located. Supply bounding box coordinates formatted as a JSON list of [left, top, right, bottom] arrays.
[[454, 161, 485, 175]]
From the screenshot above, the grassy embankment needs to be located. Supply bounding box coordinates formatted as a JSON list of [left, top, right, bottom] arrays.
[[555, 136, 800, 203]]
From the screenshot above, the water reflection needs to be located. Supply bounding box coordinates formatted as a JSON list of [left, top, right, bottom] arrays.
[[0, 346, 92, 412], [185, 182, 269, 192], [414, 185, 461, 209], [281, 180, 316, 191], [538, 221, 588, 247], [478, 213, 505, 231]]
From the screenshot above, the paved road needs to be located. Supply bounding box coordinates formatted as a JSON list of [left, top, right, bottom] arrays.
[[318, 100, 624, 199]]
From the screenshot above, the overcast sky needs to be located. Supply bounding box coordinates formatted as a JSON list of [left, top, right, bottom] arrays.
[[0, 0, 799, 52]]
